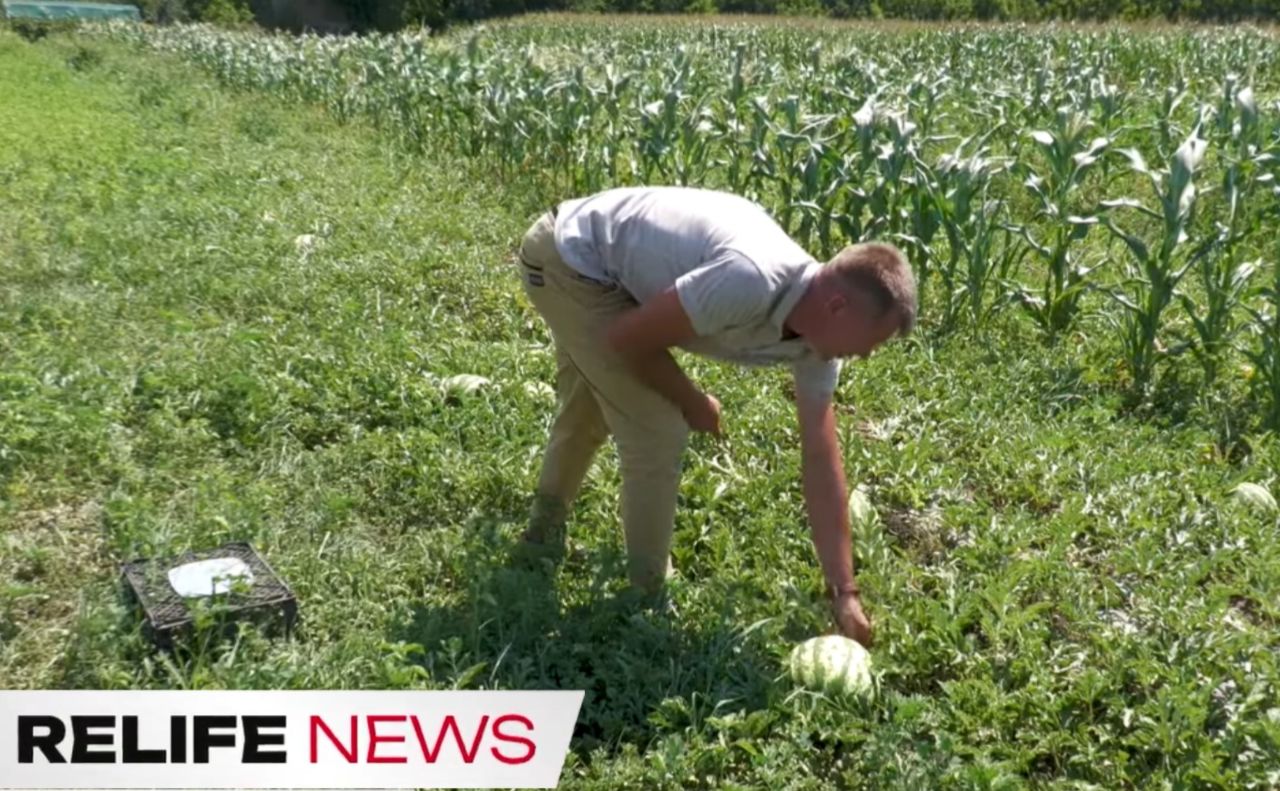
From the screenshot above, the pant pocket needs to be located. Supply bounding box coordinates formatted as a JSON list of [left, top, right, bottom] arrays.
[[555, 271, 632, 313], [571, 272, 615, 290]]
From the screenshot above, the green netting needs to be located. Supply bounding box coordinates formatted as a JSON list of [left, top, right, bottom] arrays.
[[2, 1, 140, 20]]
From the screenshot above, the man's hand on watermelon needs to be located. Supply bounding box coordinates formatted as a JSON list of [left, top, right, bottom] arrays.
[[832, 586, 874, 648], [797, 395, 874, 648]]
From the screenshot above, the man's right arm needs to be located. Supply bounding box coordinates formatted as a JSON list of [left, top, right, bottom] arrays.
[[604, 288, 719, 434]]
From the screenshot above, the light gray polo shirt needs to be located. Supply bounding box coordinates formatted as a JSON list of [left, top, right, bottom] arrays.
[[553, 186, 841, 401]]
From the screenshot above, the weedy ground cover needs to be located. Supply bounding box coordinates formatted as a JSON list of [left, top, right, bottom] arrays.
[[2, 22, 1279, 789]]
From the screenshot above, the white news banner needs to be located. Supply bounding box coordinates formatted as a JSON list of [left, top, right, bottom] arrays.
[[0, 690, 584, 789]]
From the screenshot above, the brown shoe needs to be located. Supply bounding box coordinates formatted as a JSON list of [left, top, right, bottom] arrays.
[[512, 493, 569, 567]]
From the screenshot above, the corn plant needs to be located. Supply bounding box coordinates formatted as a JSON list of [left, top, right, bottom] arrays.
[[1102, 128, 1213, 398], [919, 139, 1025, 334], [1182, 85, 1271, 389], [1244, 259, 1280, 430], [1012, 109, 1112, 341]]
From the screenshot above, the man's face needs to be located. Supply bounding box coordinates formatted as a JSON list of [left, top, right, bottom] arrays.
[[805, 289, 899, 362]]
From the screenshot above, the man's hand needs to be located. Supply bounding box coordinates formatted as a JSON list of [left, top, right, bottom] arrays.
[[605, 288, 709, 419], [798, 395, 869, 645], [683, 392, 722, 436], [832, 590, 873, 647]]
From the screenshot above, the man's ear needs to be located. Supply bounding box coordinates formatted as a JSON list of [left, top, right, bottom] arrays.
[[825, 291, 848, 316]]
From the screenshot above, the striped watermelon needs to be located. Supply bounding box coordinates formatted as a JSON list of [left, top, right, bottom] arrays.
[[789, 635, 873, 697]]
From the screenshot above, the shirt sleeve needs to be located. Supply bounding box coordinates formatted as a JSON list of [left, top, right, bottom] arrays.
[[792, 355, 843, 402], [673, 252, 773, 337]]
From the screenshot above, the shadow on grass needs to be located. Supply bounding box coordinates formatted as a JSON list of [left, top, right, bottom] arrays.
[[392, 518, 782, 757]]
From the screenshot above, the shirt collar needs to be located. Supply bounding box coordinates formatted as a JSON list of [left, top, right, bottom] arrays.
[[769, 261, 820, 339]]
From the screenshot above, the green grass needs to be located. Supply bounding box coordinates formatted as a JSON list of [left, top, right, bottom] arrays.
[[2, 28, 1279, 789]]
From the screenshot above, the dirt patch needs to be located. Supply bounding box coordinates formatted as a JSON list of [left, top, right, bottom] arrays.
[[1228, 594, 1273, 629], [1, 501, 109, 665], [883, 505, 951, 562]]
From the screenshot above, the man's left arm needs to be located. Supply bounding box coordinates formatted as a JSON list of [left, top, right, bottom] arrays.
[[797, 394, 874, 646]]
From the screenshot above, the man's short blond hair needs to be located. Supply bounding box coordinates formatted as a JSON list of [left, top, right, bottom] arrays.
[[826, 242, 917, 336]]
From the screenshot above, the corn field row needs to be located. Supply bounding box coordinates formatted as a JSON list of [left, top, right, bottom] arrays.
[[92, 19, 1280, 423]]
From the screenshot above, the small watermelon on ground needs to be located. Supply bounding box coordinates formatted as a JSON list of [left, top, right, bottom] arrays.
[[848, 486, 876, 527], [1232, 482, 1277, 514], [789, 635, 874, 698], [441, 374, 491, 397]]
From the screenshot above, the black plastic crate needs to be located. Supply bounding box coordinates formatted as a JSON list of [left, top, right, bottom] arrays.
[[121, 541, 297, 648]]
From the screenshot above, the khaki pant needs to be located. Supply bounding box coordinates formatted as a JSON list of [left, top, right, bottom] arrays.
[[517, 211, 686, 592]]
